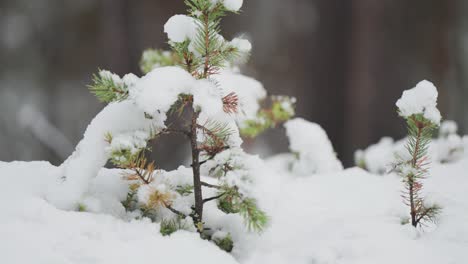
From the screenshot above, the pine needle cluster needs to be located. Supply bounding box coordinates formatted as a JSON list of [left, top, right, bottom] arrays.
[[88, 71, 130, 103]]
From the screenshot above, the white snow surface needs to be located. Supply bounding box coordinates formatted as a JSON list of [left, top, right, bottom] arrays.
[[164, 15, 197, 43], [192, 79, 224, 116], [396, 80, 441, 125], [210, 0, 243, 12], [213, 70, 266, 123], [230, 37, 252, 53], [2, 147, 468, 263], [284, 118, 343, 175], [0, 162, 237, 264], [130, 66, 195, 117], [47, 101, 163, 210]]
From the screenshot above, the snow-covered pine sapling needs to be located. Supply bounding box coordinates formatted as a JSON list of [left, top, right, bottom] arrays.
[[87, 0, 281, 244], [395, 80, 442, 228]]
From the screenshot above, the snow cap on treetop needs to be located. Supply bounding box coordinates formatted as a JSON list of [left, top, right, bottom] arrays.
[[396, 80, 441, 125], [164, 15, 197, 43], [211, 0, 243, 12]]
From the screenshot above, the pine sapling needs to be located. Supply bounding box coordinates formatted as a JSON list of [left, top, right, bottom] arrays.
[[86, 0, 295, 246], [394, 80, 442, 228]]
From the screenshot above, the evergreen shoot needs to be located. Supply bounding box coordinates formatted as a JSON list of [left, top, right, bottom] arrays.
[[394, 80, 442, 228]]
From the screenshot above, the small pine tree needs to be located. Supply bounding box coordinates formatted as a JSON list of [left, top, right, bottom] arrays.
[[87, 0, 294, 246], [394, 80, 442, 228]]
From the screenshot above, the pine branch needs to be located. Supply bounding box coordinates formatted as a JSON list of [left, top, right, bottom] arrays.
[[201, 181, 222, 189], [203, 193, 226, 203], [88, 71, 129, 103], [164, 203, 188, 218]]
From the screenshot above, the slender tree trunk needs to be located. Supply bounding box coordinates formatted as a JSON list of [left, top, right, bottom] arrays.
[[409, 182, 417, 227], [190, 110, 203, 230], [409, 123, 422, 227]]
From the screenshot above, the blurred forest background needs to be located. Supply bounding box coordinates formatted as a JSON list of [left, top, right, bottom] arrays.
[[1, 0, 467, 168]]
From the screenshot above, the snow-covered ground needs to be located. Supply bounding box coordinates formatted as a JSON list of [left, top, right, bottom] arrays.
[[1, 135, 467, 263]]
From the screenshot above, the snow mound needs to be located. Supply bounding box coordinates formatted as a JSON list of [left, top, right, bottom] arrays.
[[284, 118, 343, 175], [396, 80, 441, 125]]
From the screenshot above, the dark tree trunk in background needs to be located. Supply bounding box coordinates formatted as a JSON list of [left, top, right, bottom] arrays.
[[453, 0, 468, 133]]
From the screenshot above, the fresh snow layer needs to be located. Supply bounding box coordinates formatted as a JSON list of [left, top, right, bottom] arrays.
[[0, 162, 236, 264], [396, 80, 441, 125], [230, 37, 252, 53], [47, 101, 162, 210], [164, 15, 197, 43], [284, 118, 343, 175], [2, 151, 468, 263], [210, 0, 243, 12], [130, 66, 195, 116], [222, 0, 243, 12], [192, 79, 224, 116], [213, 70, 266, 122]]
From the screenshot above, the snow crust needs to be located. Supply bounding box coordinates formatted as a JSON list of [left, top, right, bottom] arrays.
[[284, 118, 343, 175], [396, 80, 441, 125]]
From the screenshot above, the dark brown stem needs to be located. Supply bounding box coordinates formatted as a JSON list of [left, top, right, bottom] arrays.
[[184, 53, 193, 75], [203, 13, 210, 78], [203, 193, 226, 204], [410, 123, 423, 227], [201, 181, 222, 189], [134, 168, 151, 184], [409, 180, 417, 227], [164, 203, 187, 218], [190, 110, 204, 231]]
